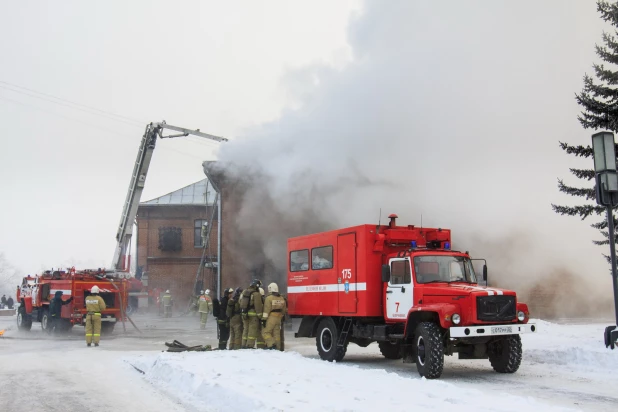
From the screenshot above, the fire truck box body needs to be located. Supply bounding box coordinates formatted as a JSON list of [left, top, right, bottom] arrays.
[[287, 216, 536, 379]]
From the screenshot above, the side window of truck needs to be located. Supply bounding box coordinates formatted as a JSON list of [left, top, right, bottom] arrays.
[[290, 250, 309, 272], [311, 246, 333, 270], [390, 260, 411, 284]]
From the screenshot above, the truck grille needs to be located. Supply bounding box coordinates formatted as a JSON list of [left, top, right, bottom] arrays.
[[476, 295, 516, 322]]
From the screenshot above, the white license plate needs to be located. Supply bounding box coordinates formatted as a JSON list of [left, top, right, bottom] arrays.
[[491, 326, 513, 334]]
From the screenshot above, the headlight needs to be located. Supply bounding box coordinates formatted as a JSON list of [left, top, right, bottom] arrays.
[[517, 311, 525, 321], [452, 313, 461, 325]]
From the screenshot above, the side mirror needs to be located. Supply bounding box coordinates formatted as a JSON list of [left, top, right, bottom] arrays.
[[381, 264, 391, 283], [483, 265, 488, 282]]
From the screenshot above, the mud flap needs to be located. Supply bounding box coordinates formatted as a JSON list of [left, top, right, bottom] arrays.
[[401, 344, 416, 364]]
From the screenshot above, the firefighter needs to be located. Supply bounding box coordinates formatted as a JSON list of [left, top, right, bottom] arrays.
[[240, 279, 262, 348], [255, 287, 266, 349], [217, 288, 234, 349], [162, 290, 173, 318], [198, 289, 213, 329], [261, 282, 287, 350], [227, 287, 243, 349], [48, 291, 73, 335], [85, 286, 106, 347]]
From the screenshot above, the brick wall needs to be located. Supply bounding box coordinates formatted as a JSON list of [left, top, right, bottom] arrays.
[[136, 205, 218, 305]]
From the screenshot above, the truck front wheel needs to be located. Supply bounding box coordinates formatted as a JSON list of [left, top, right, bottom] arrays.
[[316, 318, 347, 362], [414, 322, 444, 379], [16, 306, 32, 331], [488, 335, 522, 373], [379, 341, 403, 360]]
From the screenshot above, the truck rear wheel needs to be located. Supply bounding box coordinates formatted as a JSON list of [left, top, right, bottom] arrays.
[[16, 306, 32, 331], [379, 341, 403, 360], [414, 322, 444, 379], [41, 310, 51, 332], [316, 318, 347, 362], [488, 335, 522, 373]]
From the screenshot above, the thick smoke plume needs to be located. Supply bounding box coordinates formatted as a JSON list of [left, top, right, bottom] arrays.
[[214, 1, 614, 318]]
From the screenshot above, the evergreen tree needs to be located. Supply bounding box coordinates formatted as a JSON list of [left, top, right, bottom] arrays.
[[553, 1, 618, 253]]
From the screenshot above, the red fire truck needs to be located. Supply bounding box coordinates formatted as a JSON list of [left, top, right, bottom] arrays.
[[288, 214, 536, 379], [16, 268, 129, 334]]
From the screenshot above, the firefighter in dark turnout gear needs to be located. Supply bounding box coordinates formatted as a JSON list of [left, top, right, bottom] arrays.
[[227, 287, 243, 349], [85, 285, 106, 347], [217, 288, 234, 349], [240, 279, 263, 348], [48, 291, 73, 334]]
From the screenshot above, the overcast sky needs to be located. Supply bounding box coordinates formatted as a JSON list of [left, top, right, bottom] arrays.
[[0, 1, 612, 295]]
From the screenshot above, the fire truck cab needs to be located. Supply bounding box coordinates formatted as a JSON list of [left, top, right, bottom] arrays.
[[16, 268, 129, 334], [288, 214, 536, 379]]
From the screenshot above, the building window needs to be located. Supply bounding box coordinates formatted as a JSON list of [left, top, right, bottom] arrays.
[[194, 219, 208, 247], [311, 246, 333, 270], [158, 227, 182, 252], [290, 250, 309, 272]]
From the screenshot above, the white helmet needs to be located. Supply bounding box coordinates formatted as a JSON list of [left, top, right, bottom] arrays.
[[205, 289, 210, 295], [268, 282, 279, 293], [91, 285, 100, 294], [165, 290, 170, 293], [259, 287, 264, 296]]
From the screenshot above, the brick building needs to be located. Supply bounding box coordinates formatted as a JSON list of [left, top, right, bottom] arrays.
[[136, 179, 220, 307]]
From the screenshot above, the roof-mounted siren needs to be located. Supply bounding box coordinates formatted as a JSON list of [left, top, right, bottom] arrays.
[[388, 213, 398, 229]]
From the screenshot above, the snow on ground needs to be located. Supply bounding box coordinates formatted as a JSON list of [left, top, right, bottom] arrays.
[[130, 349, 574, 412], [1, 314, 617, 412]]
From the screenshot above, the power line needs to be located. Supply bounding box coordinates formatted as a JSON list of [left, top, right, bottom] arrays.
[[0, 80, 145, 126], [0, 95, 210, 160]]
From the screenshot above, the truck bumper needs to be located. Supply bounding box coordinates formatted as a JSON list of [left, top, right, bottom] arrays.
[[449, 323, 536, 338]]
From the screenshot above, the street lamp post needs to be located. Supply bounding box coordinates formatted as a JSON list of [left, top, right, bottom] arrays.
[[591, 131, 618, 349]]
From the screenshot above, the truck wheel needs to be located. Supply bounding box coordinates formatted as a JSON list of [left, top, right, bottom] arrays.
[[101, 322, 115, 335], [379, 341, 403, 360], [414, 322, 444, 379], [316, 318, 347, 362], [488, 335, 522, 373], [41, 310, 51, 332], [16, 306, 32, 331]]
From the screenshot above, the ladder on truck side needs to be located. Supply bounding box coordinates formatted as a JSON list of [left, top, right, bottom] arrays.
[[112, 121, 227, 271]]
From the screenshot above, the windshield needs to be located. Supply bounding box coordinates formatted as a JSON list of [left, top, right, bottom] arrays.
[[413, 255, 477, 284]]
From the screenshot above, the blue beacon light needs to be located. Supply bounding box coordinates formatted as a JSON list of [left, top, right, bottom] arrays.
[[444, 242, 450, 250], [411, 241, 417, 248]]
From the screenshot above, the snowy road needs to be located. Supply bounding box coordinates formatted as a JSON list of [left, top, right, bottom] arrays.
[[1, 314, 616, 411]]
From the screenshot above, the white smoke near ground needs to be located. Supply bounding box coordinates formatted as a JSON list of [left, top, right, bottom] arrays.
[[216, 1, 615, 318]]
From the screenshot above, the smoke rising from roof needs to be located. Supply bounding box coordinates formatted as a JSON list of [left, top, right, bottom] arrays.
[[215, 1, 614, 317]]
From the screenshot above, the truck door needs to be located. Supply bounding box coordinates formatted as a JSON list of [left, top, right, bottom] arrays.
[[337, 232, 357, 313], [385, 258, 413, 320]]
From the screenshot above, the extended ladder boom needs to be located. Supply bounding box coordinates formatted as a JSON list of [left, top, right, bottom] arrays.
[[112, 121, 227, 271]]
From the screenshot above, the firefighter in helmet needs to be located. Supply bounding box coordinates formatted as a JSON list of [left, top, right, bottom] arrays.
[[240, 279, 263, 348], [162, 290, 173, 318], [217, 288, 234, 349], [198, 289, 213, 329], [255, 287, 267, 349], [85, 285, 106, 347], [262, 282, 287, 350], [227, 287, 243, 349]]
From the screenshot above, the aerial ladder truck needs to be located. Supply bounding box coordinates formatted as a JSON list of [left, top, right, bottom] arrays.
[[112, 121, 227, 274]]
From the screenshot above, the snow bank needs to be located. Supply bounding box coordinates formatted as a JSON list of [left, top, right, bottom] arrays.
[[523, 319, 618, 373], [128, 350, 574, 412]]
